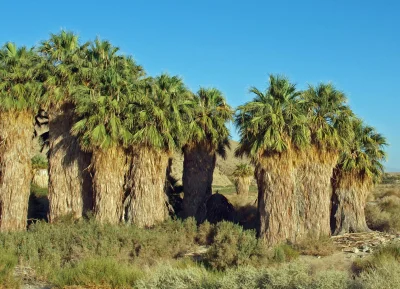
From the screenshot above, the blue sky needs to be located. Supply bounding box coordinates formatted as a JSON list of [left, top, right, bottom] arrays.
[[1, 0, 399, 170]]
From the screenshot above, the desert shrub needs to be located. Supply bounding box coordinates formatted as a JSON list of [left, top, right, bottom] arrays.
[[0, 249, 19, 288], [136, 263, 213, 289], [272, 244, 299, 263], [293, 236, 336, 256], [52, 257, 142, 287], [366, 191, 400, 233], [30, 184, 48, 198], [312, 270, 349, 289], [0, 218, 199, 279], [196, 221, 215, 246], [352, 242, 400, 274], [258, 262, 312, 288], [353, 260, 400, 289], [203, 221, 266, 270], [31, 154, 48, 170]]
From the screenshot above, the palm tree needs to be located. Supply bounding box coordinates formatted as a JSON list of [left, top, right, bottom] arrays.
[[331, 119, 387, 235], [0, 43, 43, 231], [124, 74, 191, 227], [235, 75, 310, 245], [182, 87, 233, 222], [72, 39, 142, 224], [297, 83, 354, 239], [232, 163, 253, 196], [39, 31, 93, 222]]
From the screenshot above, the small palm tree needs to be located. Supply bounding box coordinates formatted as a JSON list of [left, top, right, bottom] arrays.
[[332, 118, 387, 234], [182, 87, 233, 221], [232, 163, 253, 196], [124, 74, 192, 227], [235, 75, 309, 245], [39, 31, 93, 222], [297, 83, 354, 239], [72, 40, 142, 224], [0, 43, 43, 231]]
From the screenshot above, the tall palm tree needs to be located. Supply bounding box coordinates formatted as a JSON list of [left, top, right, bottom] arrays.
[[297, 83, 354, 239], [332, 119, 387, 235], [232, 163, 253, 196], [124, 74, 191, 227], [72, 39, 142, 224], [39, 31, 93, 222], [235, 75, 310, 245], [182, 87, 233, 221], [0, 43, 43, 231]]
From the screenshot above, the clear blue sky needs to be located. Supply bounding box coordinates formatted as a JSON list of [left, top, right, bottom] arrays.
[[1, 0, 399, 170]]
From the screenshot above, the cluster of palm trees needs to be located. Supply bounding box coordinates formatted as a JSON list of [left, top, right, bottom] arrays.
[[0, 31, 387, 247], [235, 75, 387, 245], [0, 31, 232, 231]]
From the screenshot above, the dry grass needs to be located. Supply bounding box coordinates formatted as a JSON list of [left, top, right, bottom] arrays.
[[293, 236, 337, 257], [366, 184, 400, 233]]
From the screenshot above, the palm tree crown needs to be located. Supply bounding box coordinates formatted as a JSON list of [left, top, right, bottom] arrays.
[[232, 163, 253, 178], [130, 74, 191, 152], [186, 87, 233, 157], [301, 83, 353, 151], [235, 74, 309, 160], [72, 40, 142, 151], [0, 43, 43, 112], [337, 118, 387, 183]]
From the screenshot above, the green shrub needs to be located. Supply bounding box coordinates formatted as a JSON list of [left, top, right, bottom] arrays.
[[272, 244, 299, 263], [352, 242, 400, 274], [0, 218, 199, 279], [0, 249, 19, 288], [52, 257, 143, 287], [31, 154, 48, 170], [203, 221, 266, 270], [293, 236, 336, 256]]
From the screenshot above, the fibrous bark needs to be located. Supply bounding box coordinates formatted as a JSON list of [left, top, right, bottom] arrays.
[[92, 146, 129, 224], [182, 143, 216, 222], [235, 176, 251, 197], [332, 172, 370, 235], [47, 104, 93, 222], [294, 149, 338, 240], [0, 111, 34, 232], [256, 152, 298, 246], [124, 147, 169, 228]]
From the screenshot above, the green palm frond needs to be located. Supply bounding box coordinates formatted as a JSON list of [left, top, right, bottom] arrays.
[[128, 74, 192, 151], [185, 87, 234, 157], [337, 118, 387, 183], [232, 163, 253, 178], [301, 83, 354, 151], [235, 74, 309, 161], [0, 42, 43, 112]]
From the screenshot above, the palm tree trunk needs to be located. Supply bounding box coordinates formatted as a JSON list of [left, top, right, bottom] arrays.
[[124, 147, 169, 228], [294, 150, 338, 239], [332, 173, 370, 235], [235, 177, 251, 196], [47, 104, 93, 222], [0, 111, 34, 232], [256, 152, 298, 246], [182, 143, 216, 222], [92, 146, 129, 224]]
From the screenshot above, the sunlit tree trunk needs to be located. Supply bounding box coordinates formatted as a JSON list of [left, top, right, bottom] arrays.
[[47, 104, 93, 222], [125, 147, 169, 227], [332, 172, 370, 235], [294, 149, 338, 239], [182, 143, 216, 222], [92, 146, 129, 224], [256, 152, 299, 246], [0, 111, 34, 232]]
